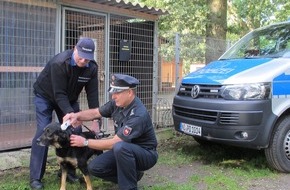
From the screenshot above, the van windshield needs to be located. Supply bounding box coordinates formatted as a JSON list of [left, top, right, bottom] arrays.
[[220, 23, 290, 59]]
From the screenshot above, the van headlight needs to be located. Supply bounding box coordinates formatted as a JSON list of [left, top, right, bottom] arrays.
[[221, 83, 271, 100]]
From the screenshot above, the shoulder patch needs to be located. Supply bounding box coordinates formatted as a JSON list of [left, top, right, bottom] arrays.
[[123, 126, 132, 136], [130, 109, 135, 116]]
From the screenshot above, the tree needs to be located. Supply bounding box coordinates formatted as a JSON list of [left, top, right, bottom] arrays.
[[228, 0, 290, 40], [205, 0, 227, 63]]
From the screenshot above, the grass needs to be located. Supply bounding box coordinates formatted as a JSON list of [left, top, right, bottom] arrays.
[[145, 128, 277, 190], [0, 128, 279, 190]]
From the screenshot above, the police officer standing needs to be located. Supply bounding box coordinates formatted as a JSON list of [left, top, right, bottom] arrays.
[[30, 38, 100, 190], [64, 74, 158, 190]]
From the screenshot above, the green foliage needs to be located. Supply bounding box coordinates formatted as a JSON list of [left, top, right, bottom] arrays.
[[274, 1, 290, 21], [228, 0, 290, 39], [129, 0, 208, 35]]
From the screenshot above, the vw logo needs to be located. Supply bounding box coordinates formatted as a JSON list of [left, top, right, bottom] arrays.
[[191, 85, 200, 99]]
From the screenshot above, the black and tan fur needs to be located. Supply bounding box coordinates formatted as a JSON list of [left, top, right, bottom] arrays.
[[37, 122, 101, 190]]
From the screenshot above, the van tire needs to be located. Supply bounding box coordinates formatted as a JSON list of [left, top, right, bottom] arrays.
[[265, 116, 290, 173]]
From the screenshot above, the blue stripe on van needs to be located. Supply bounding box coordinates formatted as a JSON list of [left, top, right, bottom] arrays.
[[182, 58, 272, 84], [273, 73, 290, 95]]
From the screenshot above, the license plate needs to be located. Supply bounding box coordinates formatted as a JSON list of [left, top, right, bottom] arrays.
[[180, 123, 202, 136]]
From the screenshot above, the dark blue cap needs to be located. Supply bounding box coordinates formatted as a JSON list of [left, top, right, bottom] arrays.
[[109, 74, 140, 93], [76, 38, 95, 60]]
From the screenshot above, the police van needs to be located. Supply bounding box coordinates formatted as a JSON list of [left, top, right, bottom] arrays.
[[172, 20, 290, 172]]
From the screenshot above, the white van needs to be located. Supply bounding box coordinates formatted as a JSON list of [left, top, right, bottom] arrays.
[[172, 20, 290, 172]]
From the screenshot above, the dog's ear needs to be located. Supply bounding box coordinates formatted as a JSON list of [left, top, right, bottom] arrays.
[[44, 122, 61, 134], [44, 126, 56, 137]]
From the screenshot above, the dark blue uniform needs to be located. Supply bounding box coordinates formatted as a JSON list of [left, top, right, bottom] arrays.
[[29, 38, 99, 186], [88, 96, 158, 190]]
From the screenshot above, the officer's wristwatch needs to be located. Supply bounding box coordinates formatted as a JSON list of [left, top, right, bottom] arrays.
[[84, 139, 89, 147]]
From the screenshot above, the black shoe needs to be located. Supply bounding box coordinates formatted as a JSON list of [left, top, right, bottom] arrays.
[[137, 171, 144, 181], [57, 170, 80, 183], [30, 179, 43, 190]]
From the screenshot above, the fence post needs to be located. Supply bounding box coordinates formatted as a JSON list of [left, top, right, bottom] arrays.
[[152, 20, 159, 127], [175, 33, 180, 93]]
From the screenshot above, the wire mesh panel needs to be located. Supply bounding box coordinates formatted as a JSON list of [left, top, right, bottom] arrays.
[[0, 0, 164, 150], [62, 8, 107, 130], [109, 15, 155, 114], [153, 33, 176, 128], [0, 0, 56, 150]]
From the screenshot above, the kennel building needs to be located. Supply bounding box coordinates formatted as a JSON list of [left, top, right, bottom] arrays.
[[0, 0, 167, 151]]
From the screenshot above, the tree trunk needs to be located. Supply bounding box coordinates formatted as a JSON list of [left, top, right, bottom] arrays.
[[205, 0, 227, 64]]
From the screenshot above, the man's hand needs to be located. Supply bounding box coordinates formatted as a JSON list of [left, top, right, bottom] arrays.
[[63, 113, 82, 127], [70, 134, 86, 147], [90, 120, 101, 134]]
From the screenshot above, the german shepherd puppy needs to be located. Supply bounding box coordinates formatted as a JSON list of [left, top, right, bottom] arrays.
[[37, 122, 102, 190]]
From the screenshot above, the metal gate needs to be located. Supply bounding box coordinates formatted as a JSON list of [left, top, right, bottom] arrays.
[[62, 7, 109, 130]]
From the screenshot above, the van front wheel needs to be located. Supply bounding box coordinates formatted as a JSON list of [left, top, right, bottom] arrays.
[[265, 116, 290, 173]]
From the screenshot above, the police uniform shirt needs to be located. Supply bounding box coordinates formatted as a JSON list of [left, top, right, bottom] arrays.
[[99, 97, 157, 150]]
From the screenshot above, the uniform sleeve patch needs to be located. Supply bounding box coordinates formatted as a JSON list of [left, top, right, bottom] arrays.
[[130, 109, 135, 116], [123, 126, 132, 136]]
